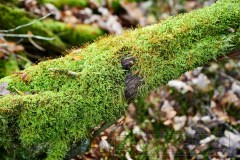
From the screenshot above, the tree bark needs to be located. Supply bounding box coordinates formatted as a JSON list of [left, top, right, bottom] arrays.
[[0, 0, 239, 159]]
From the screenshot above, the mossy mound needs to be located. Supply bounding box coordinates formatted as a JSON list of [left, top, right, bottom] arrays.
[[0, 0, 239, 159]]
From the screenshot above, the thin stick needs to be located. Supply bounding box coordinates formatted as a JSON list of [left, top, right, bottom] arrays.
[[0, 33, 54, 41], [0, 13, 53, 33], [28, 36, 45, 51]]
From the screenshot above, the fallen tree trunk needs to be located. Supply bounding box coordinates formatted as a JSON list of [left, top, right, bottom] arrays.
[[0, 0, 240, 159]]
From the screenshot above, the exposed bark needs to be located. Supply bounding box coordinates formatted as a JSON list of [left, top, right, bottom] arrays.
[[121, 56, 144, 101]]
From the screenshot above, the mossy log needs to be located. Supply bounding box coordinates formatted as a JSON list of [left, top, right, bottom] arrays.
[[0, 0, 240, 159], [39, 0, 88, 8], [0, 4, 104, 54], [0, 55, 19, 78]]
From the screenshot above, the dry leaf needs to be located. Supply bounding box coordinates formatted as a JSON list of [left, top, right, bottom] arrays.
[[192, 73, 211, 91], [173, 116, 187, 131], [125, 152, 133, 160], [0, 82, 10, 96], [221, 91, 239, 106], [168, 80, 193, 94]]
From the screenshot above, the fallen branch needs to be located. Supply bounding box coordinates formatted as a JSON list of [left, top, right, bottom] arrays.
[[0, 33, 55, 41]]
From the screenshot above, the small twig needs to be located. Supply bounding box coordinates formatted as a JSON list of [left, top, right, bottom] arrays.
[[28, 36, 45, 51], [15, 38, 24, 45], [0, 13, 53, 33], [16, 54, 32, 64], [219, 71, 240, 85], [49, 68, 80, 77], [13, 87, 25, 96], [0, 33, 54, 41]]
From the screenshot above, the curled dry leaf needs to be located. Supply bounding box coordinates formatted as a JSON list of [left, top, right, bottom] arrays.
[[221, 91, 239, 106], [133, 125, 141, 135], [161, 100, 177, 124], [211, 106, 229, 122], [135, 143, 143, 152], [125, 151, 133, 160], [192, 73, 211, 91], [132, 126, 147, 141], [99, 138, 110, 151], [168, 80, 193, 94], [173, 116, 187, 131]]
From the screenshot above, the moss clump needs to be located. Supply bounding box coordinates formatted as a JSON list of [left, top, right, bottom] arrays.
[[0, 0, 240, 159]]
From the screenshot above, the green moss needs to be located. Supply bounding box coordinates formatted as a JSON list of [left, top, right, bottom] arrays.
[[0, 0, 239, 159], [0, 46, 127, 159], [44, 20, 105, 46], [127, 0, 240, 95], [0, 55, 19, 78], [40, 0, 88, 8], [0, 5, 104, 53]]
